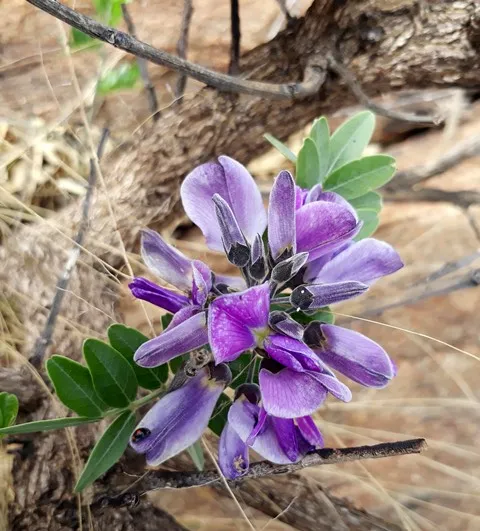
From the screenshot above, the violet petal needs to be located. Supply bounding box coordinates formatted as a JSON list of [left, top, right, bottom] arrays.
[[129, 277, 189, 313], [268, 170, 296, 261]]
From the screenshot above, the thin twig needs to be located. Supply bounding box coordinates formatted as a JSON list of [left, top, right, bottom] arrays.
[[27, 0, 326, 100], [415, 250, 480, 285], [121, 4, 159, 121], [91, 438, 426, 511], [327, 54, 441, 125], [175, 0, 194, 100], [229, 0, 241, 75], [384, 188, 480, 208], [30, 129, 110, 369]]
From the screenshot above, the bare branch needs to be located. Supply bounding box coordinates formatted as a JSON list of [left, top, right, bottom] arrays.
[[121, 4, 160, 121], [26, 0, 326, 100], [175, 0, 194, 100], [384, 188, 480, 208], [416, 250, 480, 285], [229, 0, 241, 75], [91, 438, 426, 511], [30, 129, 110, 369], [327, 54, 442, 125]]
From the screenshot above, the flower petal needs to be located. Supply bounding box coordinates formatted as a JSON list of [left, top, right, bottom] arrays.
[[180, 156, 267, 250], [268, 311, 304, 341], [309, 371, 352, 402], [264, 334, 322, 372], [307, 186, 358, 219], [311, 238, 403, 286], [318, 324, 396, 387], [129, 277, 189, 313], [271, 416, 299, 462], [259, 368, 328, 418], [296, 416, 324, 448], [130, 368, 224, 465], [219, 421, 249, 479], [268, 170, 296, 261], [191, 260, 212, 307], [296, 201, 360, 261], [141, 229, 192, 291], [209, 284, 270, 363], [228, 400, 293, 464], [134, 311, 208, 367], [290, 281, 368, 310]]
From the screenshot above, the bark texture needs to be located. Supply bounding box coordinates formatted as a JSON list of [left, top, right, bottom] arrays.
[[1, 0, 479, 529]]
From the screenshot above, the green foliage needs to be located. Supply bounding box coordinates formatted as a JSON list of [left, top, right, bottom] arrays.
[[98, 63, 140, 95], [0, 393, 18, 429], [108, 324, 168, 390], [83, 339, 138, 408], [46, 356, 107, 417], [209, 393, 232, 436], [296, 138, 320, 189], [351, 191, 383, 240], [326, 111, 375, 175], [228, 353, 255, 389], [309, 117, 330, 184], [74, 410, 136, 492], [263, 134, 297, 163], [350, 191, 382, 212], [0, 416, 100, 435], [323, 155, 396, 200], [291, 307, 335, 326], [70, 28, 100, 50], [186, 440, 205, 471], [354, 210, 380, 241]]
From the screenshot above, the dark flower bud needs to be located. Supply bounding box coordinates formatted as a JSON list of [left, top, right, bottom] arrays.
[[270, 252, 309, 285], [234, 383, 261, 404], [249, 234, 267, 281], [291, 281, 368, 310], [208, 362, 232, 385], [268, 310, 304, 341], [213, 194, 250, 267], [303, 321, 326, 347]]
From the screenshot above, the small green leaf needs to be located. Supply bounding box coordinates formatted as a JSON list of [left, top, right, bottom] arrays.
[[74, 410, 136, 492], [296, 137, 320, 189], [169, 354, 186, 374], [0, 393, 18, 429], [354, 210, 380, 240], [263, 134, 297, 163], [108, 324, 168, 390], [98, 63, 140, 95], [186, 440, 205, 471], [70, 28, 100, 49], [209, 393, 232, 436], [93, 0, 126, 25], [292, 307, 335, 326], [83, 339, 138, 408], [161, 314, 173, 331], [46, 356, 107, 417], [350, 191, 383, 213], [327, 111, 376, 175], [0, 416, 100, 435], [323, 155, 395, 200], [309, 117, 330, 183], [229, 353, 255, 389]]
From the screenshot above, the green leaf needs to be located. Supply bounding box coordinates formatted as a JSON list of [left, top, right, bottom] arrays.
[[296, 137, 320, 189], [93, 0, 126, 25], [83, 339, 138, 408], [263, 133, 297, 163], [46, 355, 107, 417], [0, 416, 101, 435], [209, 393, 232, 436], [350, 191, 382, 213], [161, 314, 173, 331], [292, 307, 335, 326], [98, 63, 140, 95], [327, 111, 376, 175], [70, 28, 100, 49], [309, 117, 330, 183], [0, 393, 18, 429], [186, 440, 205, 471], [323, 155, 396, 200], [74, 410, 136, 492], [229, 353, 256, 389], [354, 210, 380, 240], [108, 324, 168, 390]]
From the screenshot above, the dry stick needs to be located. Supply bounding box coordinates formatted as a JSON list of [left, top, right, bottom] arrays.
[[175, 0, 194, 100], [229, 0, 241, 75], [120, 4, 159, 121], [327, 54, 441, 126], [383, 188, 480, 209], [26, 0, 326, 100], [92, 438, 426, 511], [30, 129, 110, 369]]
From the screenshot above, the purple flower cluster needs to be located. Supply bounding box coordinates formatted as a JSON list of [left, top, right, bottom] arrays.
[[128, 156, 403, 478]]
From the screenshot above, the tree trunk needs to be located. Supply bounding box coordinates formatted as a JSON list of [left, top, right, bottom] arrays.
[[1, 0, 479, 529]]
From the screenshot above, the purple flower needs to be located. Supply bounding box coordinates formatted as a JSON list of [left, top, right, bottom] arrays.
[[208, 283, 352, 418], [130, 365, 231, 466], [218, 386, 325, 479]]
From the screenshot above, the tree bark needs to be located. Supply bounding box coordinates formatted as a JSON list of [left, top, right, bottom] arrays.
[[1, 0, 479, 529]]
